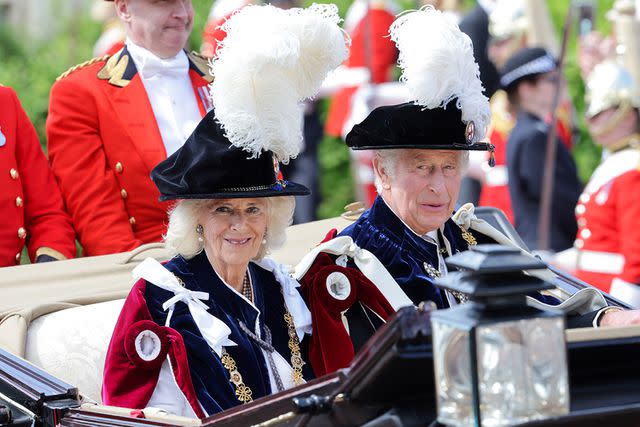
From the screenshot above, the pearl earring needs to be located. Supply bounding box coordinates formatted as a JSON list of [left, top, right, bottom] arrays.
[[262, 229, 267, 245], [196, 224, 204, 243]]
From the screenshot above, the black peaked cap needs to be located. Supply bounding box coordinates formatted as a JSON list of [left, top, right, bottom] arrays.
[[345, 101, 493, 151], [151, 109, 310, 201], [500, 47, 557, 90]]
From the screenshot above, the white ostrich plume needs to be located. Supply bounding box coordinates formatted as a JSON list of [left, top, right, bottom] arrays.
[[210, 3, 348, 162], [390, 6, 490, 140]]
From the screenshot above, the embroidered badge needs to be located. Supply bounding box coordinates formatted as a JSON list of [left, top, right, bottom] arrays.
[[465, 121, 475, 145], [325, 272, 351, 301]]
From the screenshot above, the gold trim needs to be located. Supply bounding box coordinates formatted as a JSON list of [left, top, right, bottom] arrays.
[[187, 51, 214, 83], [35, 247, 67, 261], [461, 229, 477, 246], [219, 308, 304, 404], [57, 55, 109, 81], [607, 133, 640, 153], [221, 349, 254, 404], [97, 52, 131, 87], [284, 312, 305, 386], [589, 101, 633, 139]]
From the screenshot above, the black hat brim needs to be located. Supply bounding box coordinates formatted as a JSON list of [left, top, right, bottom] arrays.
[[349, 141, 495, 151], [158, 180, 310, 201]]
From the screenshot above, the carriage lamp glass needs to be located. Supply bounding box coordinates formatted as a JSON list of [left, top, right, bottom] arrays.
[[431, 244, 570, 427]]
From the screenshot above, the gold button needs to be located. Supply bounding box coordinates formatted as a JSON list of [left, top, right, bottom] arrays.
[[15, 196, 23, 207], [579, 193, 590, 204], [121, 189, 128, 199], [129, 217, 136, 225], [575, 238, 584, 249], [577, 217, 587, 228], [10, 168, 19, 180], [581, 228, 592, 239], [17, 227, 26, 239], [15, 253, 20, 262], [575, 204, 586, 215], [115, 162, 123, 173]]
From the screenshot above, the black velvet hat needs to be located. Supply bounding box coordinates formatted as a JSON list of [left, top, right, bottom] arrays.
[[500, 47, 557, 90], [151, 110, 310, 201], [345, 101, 494, 152]]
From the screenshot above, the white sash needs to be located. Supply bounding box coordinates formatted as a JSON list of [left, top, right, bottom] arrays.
[[133, 258, 237, 357], [294, 236, 414, 310]]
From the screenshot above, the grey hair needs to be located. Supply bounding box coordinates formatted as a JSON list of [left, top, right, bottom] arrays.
[[373, 149, 470, 194], [164, 196, 295, 260]]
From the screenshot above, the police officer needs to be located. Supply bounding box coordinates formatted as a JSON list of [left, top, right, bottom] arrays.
[[501, 47, 581, 252]]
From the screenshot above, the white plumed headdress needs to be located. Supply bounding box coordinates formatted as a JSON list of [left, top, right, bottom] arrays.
[[389, 6, 490, 140], [209, 3, 349, 162]]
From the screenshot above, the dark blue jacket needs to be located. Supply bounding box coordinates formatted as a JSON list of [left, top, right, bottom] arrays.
[[507, 112, 580, 252], [144, 252, 313, 415]]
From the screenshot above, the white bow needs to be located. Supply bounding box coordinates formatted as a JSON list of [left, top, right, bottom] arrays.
[[133, 258, 236, 357], [256, 258, 313, 340], [137, 52, 189, 79], [453, 203, 528, 251], [294, 236, 413, 311]]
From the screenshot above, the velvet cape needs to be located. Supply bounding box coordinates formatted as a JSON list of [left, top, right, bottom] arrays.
[[103, 252, 314, 416]]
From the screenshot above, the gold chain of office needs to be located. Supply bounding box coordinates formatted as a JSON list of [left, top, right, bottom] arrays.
[[220, 310, 305, 404]]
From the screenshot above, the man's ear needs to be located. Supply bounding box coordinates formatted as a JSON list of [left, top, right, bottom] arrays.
[[114, 0, 131, 22], [372, 154, 391, 190]]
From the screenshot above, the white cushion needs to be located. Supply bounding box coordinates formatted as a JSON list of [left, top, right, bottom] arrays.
[[24, 299, 124, 403]]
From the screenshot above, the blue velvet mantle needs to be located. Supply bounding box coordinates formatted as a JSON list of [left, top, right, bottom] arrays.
[[144, 252, 314, 415], [339, 196, 559, 309]]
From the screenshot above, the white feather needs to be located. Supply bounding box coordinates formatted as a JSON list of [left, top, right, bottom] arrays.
[[210, 4, 348, 162], [390, 6, 490, 140]]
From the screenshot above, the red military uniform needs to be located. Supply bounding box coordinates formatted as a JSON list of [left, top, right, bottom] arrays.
[[573, 143, 640, 299], [324, 0, 398, 138], [201, 0, 250, 57], [47, 48, 213, 256], [0, 86, 75, 266]]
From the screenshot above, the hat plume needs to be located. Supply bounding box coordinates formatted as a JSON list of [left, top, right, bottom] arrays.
[[389, 6, 490, 140], [210, 4, 349, 162]]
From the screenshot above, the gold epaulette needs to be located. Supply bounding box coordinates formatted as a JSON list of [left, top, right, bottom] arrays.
[[188, 51, 214, 83], [56, 55, 110, 81]]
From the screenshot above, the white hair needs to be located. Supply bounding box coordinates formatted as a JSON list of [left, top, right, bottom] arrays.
[[373, 149, 470, 194], [164, 197, 295, 260]]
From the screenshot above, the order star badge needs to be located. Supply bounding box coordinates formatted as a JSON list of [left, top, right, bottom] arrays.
[[465, 120, 475, 145]]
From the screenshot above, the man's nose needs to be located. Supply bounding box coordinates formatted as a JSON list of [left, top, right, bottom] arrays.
[[428, 172, 446, 194], [173, 1, 191, 18]]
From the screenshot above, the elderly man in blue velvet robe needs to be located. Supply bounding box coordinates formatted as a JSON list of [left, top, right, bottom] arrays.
[[295, 6, 640, 377]]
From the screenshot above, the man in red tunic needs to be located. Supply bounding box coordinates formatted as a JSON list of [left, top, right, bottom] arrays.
[[569, 61, 640, 306], [0, 85, 75, 266], [47, 0, 213, 256]]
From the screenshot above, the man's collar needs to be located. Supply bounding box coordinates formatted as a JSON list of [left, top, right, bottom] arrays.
[[125, 39, 188, 79]]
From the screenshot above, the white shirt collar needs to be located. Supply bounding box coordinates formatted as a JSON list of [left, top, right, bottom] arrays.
[[125, 39, 189, 79]]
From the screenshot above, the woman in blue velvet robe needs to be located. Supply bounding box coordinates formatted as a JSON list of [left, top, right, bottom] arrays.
[[102, 109, 314, 417]]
